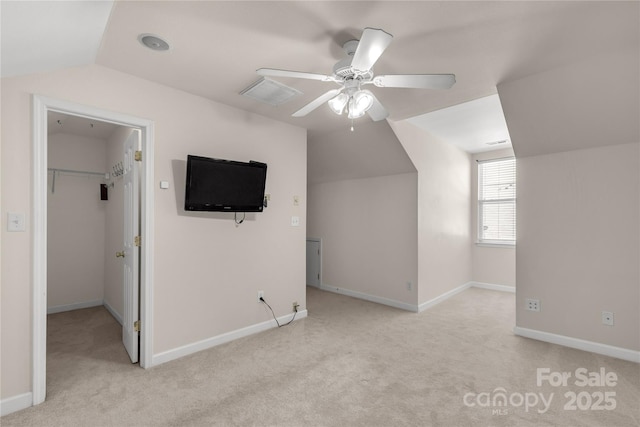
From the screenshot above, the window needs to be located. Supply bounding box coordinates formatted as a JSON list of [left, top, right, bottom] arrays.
[[478, 157, 516, 245]]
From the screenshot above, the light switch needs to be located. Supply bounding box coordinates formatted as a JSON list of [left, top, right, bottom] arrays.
[[291, 216, 300, 227], [293, 195, 299, 206], [160, 181, 170, 189], [7, 212, 26, 232]]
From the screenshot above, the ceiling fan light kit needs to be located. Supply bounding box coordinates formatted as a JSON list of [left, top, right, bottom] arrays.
[[256, 27, 455, 130], [327, 80, 374, 119]]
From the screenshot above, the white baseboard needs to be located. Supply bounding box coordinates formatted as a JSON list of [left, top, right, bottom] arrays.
[[0, 392, 32, 416], [320, 284, 418, 312], [418, 282, 472, 312], [152, 309, 308, 366], [514, 326, 640, 363], [319, 281, 514, 314], [47, 299, 103, 314], [470, 281, 516, 293], [103, 300, 123, 325]]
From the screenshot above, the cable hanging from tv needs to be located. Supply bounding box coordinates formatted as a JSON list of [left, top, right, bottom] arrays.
[[260, 296, 298, 328], [234, 212, 245, 225]]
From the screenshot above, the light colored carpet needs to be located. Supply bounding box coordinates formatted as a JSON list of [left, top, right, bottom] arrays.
[[2, 287, 639, 426]]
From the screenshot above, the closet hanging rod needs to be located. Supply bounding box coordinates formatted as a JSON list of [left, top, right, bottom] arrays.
[[47, 167, 106, 177]]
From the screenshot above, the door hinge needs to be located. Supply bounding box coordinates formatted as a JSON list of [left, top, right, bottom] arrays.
[[317, 274, 320, 280], [134, 150, 142, 162], [134, 235, 141, 247], [134, 320, 141, 332]]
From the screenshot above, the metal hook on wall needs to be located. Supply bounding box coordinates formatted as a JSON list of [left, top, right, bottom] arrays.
[[112, 161, 124, 177]]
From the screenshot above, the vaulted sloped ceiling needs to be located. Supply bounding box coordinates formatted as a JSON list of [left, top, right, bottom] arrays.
[[1, 1, 638, 156], [0, 0, 113, 77], [94, 1, 638, 138], [498, 49, 640, 158], [308, 121, 415, 184]]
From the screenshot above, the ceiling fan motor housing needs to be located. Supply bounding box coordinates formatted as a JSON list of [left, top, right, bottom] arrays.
[[333, 39, 373, 81], [333, 57, 354, 78]]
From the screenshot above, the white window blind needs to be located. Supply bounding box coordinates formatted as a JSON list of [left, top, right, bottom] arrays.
[[478, 157, 516, 244]]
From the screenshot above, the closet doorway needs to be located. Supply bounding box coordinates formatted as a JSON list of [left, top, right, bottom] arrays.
[[32, 95, 155, 406], [47, 112, 137, 360]]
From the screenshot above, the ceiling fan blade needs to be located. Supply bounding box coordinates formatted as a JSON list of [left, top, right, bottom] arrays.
[[363, 91, 389, 122], [257, 68, 335, 82], [350, 28, 393, 72], [373, 74, 456, 90], [292, 89, 343, 117]]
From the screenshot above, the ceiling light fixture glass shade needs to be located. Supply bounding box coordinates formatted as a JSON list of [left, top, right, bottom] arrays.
[[347, 90, 373, 119], [328, 93, 349, 115], [329, 89, 374, 119], [347, 97, 365, 119]]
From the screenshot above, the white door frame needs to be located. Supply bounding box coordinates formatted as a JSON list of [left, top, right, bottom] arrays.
[[32, 95, 155, 406]]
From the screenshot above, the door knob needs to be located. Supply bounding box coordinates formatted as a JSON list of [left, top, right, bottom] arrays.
[[116, 251, 125, 258]]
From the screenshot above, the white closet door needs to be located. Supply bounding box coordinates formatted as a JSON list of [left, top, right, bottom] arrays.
[[122, 132, 140, 363]]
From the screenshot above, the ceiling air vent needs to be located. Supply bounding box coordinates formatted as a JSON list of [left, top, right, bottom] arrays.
[[240, 78, 302, 106], [485, 139, 508, 146]]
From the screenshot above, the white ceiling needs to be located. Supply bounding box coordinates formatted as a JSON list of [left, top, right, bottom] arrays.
[[0, 0, 113, 77], [408, 94, 511, 154], [2, 1, 638, 152], [48, 111, 121, 141]]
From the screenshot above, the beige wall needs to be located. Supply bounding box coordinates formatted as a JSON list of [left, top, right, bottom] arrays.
[[103, 127, 134, 321], [388, 120, 472, 304], [307, 173, 418, 305], [471, 148, 516, 287], [1, 64, 306, 400], [47, 133, 108, 309], [498, 44, 639, 352], [515, 143, 639, 350], [307, 118, 473, 310]]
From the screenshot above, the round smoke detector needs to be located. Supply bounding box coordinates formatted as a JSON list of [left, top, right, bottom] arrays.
[[138, 34, 170, 52]]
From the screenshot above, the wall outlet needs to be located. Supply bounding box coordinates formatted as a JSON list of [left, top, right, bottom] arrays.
[[602, 311, 614, 326], [525, 298, 540, 312], [257, 290, 264, 301], [292, 301, 299, 311]]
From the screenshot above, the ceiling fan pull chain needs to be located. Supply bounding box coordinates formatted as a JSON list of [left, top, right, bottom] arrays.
[[350, 120, 355, 132]]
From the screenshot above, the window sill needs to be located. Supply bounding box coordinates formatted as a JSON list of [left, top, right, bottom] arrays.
[[475, 242, 516, 248]]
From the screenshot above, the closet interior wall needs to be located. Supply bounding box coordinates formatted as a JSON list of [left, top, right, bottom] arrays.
[[47, 125, 132, 322]]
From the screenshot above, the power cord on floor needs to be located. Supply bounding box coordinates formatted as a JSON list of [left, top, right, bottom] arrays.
[[259, 297, 298, 327]]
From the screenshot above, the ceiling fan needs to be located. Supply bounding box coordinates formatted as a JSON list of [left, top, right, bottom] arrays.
[[257, 27, 456, 126]]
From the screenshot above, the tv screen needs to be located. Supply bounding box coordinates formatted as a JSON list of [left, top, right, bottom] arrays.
[[184, 155, 267, 212]]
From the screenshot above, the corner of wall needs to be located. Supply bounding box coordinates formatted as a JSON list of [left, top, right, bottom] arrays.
[[388, 119, 473, 304]]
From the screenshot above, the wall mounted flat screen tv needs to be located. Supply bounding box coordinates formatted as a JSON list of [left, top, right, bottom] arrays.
[[184, 155, 267, 212]]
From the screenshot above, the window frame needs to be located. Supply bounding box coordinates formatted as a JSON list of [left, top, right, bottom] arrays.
[[477, 156, 516, 247]]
